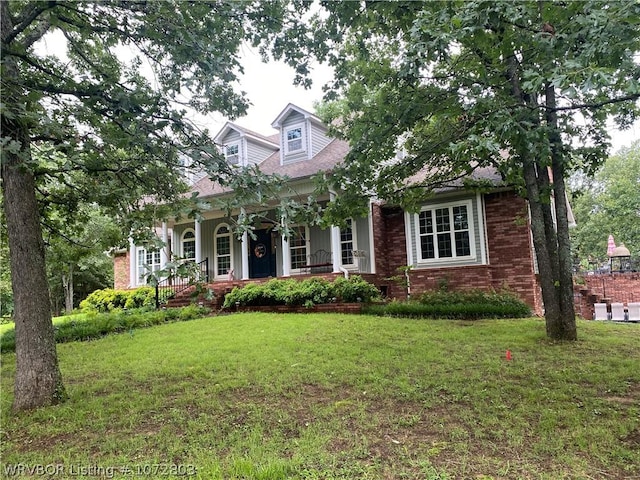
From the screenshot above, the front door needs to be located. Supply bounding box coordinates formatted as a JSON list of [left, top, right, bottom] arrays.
[[249, 229, 276, 278]]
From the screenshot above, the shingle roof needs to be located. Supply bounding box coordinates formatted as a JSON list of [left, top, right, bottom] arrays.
[[190, 138, 350, 199]]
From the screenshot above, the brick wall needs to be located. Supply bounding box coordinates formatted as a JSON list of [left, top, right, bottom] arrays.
[[374, 192, 543, 314], [113, 250, 130, 290], [575, 273, 640, 319], [484, 192, 542, 314]]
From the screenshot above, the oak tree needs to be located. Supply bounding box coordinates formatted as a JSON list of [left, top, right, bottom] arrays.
[[1, 1, 302, 411], [295, 0, 640, 340]]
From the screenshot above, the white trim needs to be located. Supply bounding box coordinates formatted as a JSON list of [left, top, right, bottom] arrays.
[[161, 223, 169, 268], [288, 225, 310, 274], [195, 221, 202, 264], [404, 211, 414, 267], [129, 238, 136, 288], [181, 228, 196, 261], [368, 200, 376, 274], [271, 103, 322, 129], [476, 192, 488, 265], [224, 142, 240, 166], [306, 118, 312, 160], [284, 123, 306, 155], [414, 199, 476, 264], [135, 247, 161, 286], [214, 223, 234, 279], [339, 218, 358, 269]]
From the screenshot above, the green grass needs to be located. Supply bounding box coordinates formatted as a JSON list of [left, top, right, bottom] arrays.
[[0, 313, 89, 336], [1, 314, 639, 479]]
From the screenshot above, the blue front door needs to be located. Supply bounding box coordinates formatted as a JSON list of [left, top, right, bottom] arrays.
[[249, 229, 276, 278]]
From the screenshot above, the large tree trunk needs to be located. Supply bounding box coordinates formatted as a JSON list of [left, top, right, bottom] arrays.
[[2, 137, 67, 411], [505, 53, 577, 341], [1, 3, 66, 411], [545, 84, 577, 340]]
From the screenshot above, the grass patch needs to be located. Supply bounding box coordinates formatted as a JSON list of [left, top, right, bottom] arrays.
[[1, 314, 639, 479], [0, 306, 211, 353]]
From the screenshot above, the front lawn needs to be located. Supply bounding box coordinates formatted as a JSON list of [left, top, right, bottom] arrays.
[[1, 314, 638, 479]]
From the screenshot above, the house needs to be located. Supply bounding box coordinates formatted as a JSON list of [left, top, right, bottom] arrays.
[[113, 103, 543, 313]]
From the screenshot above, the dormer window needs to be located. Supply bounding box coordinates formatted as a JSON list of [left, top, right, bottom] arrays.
[[285, 125, 305, 154], [225, 144, 239, 165]]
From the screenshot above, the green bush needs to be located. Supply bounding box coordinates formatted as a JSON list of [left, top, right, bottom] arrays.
[[0, 306, 212, 353], [363, 289, 531, 319], [333, 276, 381, 303], [222, 276, 381, 309], [80, 287, 156, 312]]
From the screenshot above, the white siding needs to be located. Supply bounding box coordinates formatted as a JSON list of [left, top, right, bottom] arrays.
[[246, 141, 277, 165]]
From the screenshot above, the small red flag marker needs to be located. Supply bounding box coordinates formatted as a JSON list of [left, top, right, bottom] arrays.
[[506, 350, 512, 361]]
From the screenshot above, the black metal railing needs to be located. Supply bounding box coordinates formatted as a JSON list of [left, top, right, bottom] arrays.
[[581, 256, 639, 275], [155, 257, 209, 308]]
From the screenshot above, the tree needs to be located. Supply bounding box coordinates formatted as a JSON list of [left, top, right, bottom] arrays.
[[46, 205, 119, 315], [289, 0, 640, 340], [571, 141, 640, 265], [1, 1, 305, 411]]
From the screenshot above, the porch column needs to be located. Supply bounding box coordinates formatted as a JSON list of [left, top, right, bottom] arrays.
[[330, 191, 342, 273], [368, 200, 376, 274], [129, 238, 136, 287], [331, 225, 341, 273], [281, 231, 291, 277], [241, 209, 250, 280], [195, 220, 202, 264], [160, 222, 169, 268]]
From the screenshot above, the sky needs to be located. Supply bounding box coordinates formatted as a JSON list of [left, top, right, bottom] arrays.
[[37, 32, 638, 154], [213, 46, 639, 153]]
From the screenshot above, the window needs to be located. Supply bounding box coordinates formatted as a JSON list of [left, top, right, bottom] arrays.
[[340, 218, 355, 266], [417, 202, 474, 262], [182, 229, 196, 261], [215, 224, 233, 277], [289, 226, 308, 270], [136, 248, 161, 285], [285, 126, 304, 154], [225, 143, 239, 165]]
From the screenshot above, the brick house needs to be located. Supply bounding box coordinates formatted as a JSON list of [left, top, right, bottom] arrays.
[[114, 103, 543, 314]]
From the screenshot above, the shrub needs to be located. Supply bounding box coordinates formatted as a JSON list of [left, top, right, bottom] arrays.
[[0, 306, 212, 353], [363, 289, 531, 319], [222, 276, 381, 309], [80, 287, 156, 312], [333, 276, 381, 303]]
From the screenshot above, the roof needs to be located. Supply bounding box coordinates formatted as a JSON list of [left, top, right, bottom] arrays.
[[271, 103, 324, 129], [189, 138, 350, 199], [213, 121, 279, 149]]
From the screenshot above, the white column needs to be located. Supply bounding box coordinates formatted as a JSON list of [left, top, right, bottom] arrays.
[[160, 222, 169, 268], [367, 200, 376, 274], [331, 225, 341, 273], [195, 220, 202, 264], [241, 230, 250, 280], [240, 208, 250, 280], [129, 238, 137, 287], [281, 231, 291, 277], [329, 191, 342, 273]]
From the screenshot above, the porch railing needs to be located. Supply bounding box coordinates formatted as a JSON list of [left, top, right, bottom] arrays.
[[155, 257, 209, 308]]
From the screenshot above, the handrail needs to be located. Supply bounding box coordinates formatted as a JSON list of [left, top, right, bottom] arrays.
[[155, 257, 209, 308]]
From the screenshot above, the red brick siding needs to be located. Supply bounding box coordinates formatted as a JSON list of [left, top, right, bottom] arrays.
[[484, 192, 542, 313], [376, 192, 542, 314], [575, 274, 640, 319], [113, 251, 130, 290]]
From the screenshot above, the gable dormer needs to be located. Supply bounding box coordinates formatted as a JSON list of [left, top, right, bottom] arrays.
[[271, 104, 332, 166], [214, 122, 279, 167]]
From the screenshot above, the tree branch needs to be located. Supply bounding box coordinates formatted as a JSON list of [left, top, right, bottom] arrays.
[[3, 1, 57, 46], [549, 93, 640, 112]]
